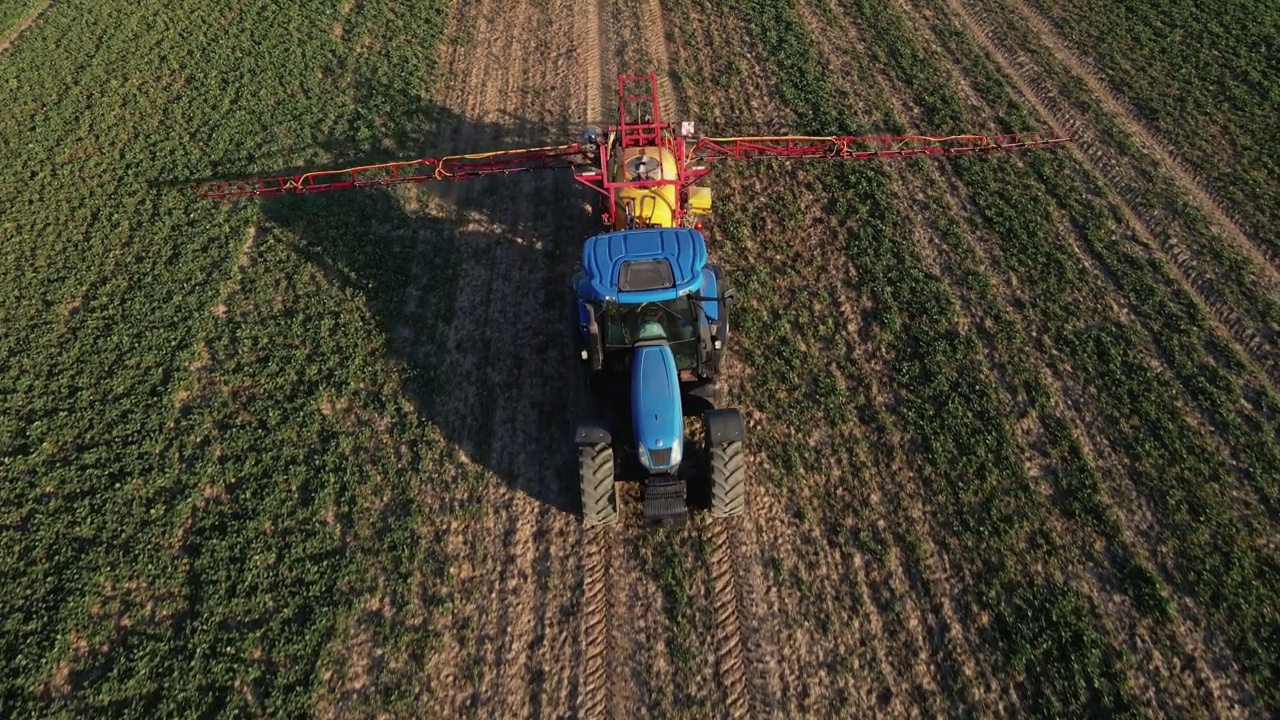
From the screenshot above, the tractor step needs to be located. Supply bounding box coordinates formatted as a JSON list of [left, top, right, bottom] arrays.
[[643, 477, 688, 527]]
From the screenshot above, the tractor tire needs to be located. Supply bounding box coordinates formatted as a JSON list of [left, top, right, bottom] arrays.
[[708, 440, 746, 517], [580, 443, 618, 527]]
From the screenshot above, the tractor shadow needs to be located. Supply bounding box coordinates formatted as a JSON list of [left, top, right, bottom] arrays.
[[246, 102, 598, 515]]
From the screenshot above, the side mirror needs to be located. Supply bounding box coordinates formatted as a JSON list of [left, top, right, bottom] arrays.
[[721, 287, 739, 308]]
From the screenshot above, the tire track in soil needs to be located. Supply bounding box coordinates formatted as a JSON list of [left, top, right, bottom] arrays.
[[930, 161, 1256, 717], [706, 520, 751, 720], [582, 1, 782, 714], [580, 0, 605, 126], [577, 528, 614, 720], [943, 0, 1280, 395], [649, 5, 782, 712], [932, 0, 1280, 521], [600, 0, 677, 119], [569, 3, 635, 718], [640, 0, 677, 118], [0, 0, 53, 54], [401, 0, 605, 715], [654, 5, 796, 715], [585, 2, 714, 716], [726, 509, 786, 720], [661, 1, 881, 715], [1007, 0, 1278, 275], [403, 0, 537, 708]]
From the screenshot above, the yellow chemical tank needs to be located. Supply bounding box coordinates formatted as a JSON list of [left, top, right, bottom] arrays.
[[611, 146, 679, 229]]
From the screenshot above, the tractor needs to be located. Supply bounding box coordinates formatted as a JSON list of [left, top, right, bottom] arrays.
[[198, 73, 1071, 528], [571, 226, 743, 527]]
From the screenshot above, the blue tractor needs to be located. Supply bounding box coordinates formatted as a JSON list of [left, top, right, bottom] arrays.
[[573, 227, 745, 527]]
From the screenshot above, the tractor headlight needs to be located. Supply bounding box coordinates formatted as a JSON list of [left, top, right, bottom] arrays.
[[668, 441, 682, 468], [639, 440, 682, 471]]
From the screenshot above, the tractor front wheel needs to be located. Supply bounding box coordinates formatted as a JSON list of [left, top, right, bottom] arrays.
[[708, 440, 746, 518], [580, 443, 618, 527]]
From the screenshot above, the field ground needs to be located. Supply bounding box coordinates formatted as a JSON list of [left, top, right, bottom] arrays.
[[1, 0, 1277, 718]]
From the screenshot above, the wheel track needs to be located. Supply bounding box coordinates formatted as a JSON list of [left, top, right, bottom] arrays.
[[707, 519, 751, 720], [660, 1, 858, 714], [934, 159, 1258, 717], [896, 0, 1280, 520], [577, 1, 778, 714], [814, 0, 1264, 707], [729, 507, 783, 720], [413, 0, 613, 714], [639, 0, 677, 118], [911, 0, 1280, 520], [577, 527, 614, 720], [579, 0, 605, 125], [943, 0, 1280, 395], [887, 3, 1266, 712], [796, 4, 1012, 714]]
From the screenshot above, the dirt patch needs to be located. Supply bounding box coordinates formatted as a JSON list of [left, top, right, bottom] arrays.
[[0, 0, 53, 54], [38, 578, 187, 702]]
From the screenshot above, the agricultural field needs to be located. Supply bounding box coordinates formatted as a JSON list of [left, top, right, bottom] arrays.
[[1, 0, 1277, 717]]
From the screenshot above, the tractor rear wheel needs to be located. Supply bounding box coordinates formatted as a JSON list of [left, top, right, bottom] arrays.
[[580, 443, 618, 527], [708, 440, 746, 517]]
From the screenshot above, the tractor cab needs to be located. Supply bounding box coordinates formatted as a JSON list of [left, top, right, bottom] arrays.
[[574, 227, 730, 385]]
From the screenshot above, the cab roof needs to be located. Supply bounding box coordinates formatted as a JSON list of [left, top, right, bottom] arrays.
[[581, 228, 708, 303]]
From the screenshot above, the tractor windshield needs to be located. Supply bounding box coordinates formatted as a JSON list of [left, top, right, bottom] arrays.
[[602, 297, 699, 369]]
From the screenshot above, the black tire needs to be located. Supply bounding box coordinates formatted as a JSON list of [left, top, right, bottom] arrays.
[[580, 443, 618, 527], [708, 440, 746, 517]]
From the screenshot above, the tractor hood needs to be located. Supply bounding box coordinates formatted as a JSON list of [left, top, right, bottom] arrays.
[[630, 343, 683, 472]]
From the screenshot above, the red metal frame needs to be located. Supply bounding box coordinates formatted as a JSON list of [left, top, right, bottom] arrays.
[[617, 73, 664, 148], [570, 73, 687, 227], [198, 144, 589, 200], [198, 72, 1074, 225]]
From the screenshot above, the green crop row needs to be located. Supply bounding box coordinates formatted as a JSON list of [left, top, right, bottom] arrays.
[[716, 0, 1143, 716], [969, 0, 1280, 343], [637, 527, 712, 719], [883, 0, 1280, 706], [661, 3, 949, 707], [0, 0, 460, 715], [0, 1, 44, 41], [1019, 0, 1280, 251]]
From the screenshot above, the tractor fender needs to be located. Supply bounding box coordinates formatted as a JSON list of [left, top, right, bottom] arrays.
[[703, 408, 745, 445], [575, 423, 612, 446]]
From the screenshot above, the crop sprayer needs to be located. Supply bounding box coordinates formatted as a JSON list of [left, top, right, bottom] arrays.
[[199, 73, 1071, 528]]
